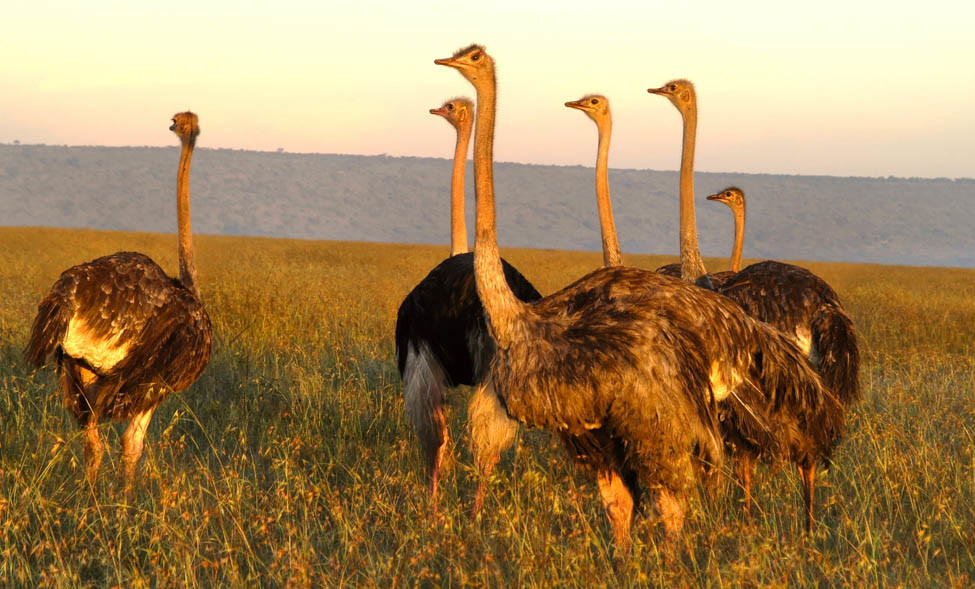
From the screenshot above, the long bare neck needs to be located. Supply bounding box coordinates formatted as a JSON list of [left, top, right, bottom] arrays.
[[595, 119, 622, 267], [730, 201, 745, 272], [176, 137, 199, 297], [449, 122, 472, 256], [473, 70, 524, 348], [678, 106, 707, 282]]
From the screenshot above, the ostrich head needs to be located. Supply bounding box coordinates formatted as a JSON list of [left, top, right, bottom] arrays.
[[430, 98, 474, 129], [434, 44, 494, 84], [706, 186, 745, 211], [648, 79, 696, 114], [170, 112, 200, 144], [565, 94, 611, 126]]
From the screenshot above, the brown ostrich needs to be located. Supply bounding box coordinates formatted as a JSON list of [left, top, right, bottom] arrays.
[[648, 80, 857, 531], [660, 186, 743, 286], [565, 94, 622, 267], [698, 186, 747, 287], [466, 92, 632, 513], [25, 112, 212, 486], [707, 187, 860, 530], [394, 98, 540, 508], [436, 44, 833, 549], [648, 79, 708, 283]]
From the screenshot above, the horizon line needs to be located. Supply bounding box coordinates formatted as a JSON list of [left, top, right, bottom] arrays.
[[1, 142, 972, 183]]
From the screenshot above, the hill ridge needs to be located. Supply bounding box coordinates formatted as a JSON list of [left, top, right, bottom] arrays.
[[2, 144, 972, 268]]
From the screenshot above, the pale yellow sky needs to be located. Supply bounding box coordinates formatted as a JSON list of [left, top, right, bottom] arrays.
[[2, 0, 973, 178]]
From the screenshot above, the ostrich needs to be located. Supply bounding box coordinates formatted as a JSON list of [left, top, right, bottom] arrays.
[[708, 187, 860, 529], [25, 112, 212, 486], [657, 187, 744, 287], [705, 187, 746, 285], [434, 97, 473, 257], [656, 189, 741, 288], [467, 93, 629, 512], [648, 80, 858, 531], [703, 186, 858, 413], [650, 80, 730, 288], [647, 80, 708, 283], [565, 94, 622, 267], [436, 44, 834, 549], [394, 98, 541, 507]]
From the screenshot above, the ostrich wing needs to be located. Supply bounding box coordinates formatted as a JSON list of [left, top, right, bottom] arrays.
[[395, 252, 540, 385], [27, 251, 211, 394]]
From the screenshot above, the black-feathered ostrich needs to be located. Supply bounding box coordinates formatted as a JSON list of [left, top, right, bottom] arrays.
[[648, 80, 858, 531], [394, 98, 541, 507], [437, 44, 833, 550], [25, 112, 212, 486]]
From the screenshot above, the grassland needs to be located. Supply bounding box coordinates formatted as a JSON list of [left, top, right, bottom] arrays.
[[1, 226, 973, 587]]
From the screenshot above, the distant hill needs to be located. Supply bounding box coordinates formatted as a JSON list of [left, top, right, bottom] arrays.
[[1, 144, 972, 268]]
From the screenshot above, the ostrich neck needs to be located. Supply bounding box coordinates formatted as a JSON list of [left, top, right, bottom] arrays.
[[595, 120, 622, 267], [678, 107, 707, 282], [730, 202, 745, 273], [176, 139, 199, 297], [472, 71, 524, 348], [449, 122, 472, 256]]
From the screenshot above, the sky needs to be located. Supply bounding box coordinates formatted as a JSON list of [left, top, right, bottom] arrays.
[[2, 0, 973, 179]]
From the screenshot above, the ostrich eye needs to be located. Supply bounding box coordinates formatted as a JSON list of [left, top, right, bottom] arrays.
[[669, 84, 677, 91], [726, 192, 731, 196], [447, 104, 454, 110], [591, 99, 598, 105], [471, 53, 481, 61]]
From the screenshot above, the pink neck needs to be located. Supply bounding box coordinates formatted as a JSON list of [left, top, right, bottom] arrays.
[[678, 106, 707, 281], [449, 121, 471, 256], [176, 138, 198, 297], [595, 118, 622, 267], [730, 201, 745, 273], [472, 68, 524, 348]]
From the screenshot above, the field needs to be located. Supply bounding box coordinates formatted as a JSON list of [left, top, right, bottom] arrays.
[[1, 226, 973, 587]]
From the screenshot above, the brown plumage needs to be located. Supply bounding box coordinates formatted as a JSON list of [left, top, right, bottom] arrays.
[[440, 91, 628, 514], [25, 112, 211, 485], [648, 75, 857, 533], [701, 186, 860, 530], [716, 257, 860, 530], [395, 98, 541, 508], [656, 262, 736, 289], [705, 187, 858, 394], [437, 45, 832, 550], [467, 91, 630, 513]]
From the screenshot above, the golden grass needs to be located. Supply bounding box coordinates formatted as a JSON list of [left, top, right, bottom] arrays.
[[1, 226, 973, 586]]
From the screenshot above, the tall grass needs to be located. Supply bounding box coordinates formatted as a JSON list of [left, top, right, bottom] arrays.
[[1, 227, 972, 586]]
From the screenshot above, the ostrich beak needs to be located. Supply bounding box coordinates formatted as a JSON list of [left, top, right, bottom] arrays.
[[430, 107, 447, 117], [647, 86, 666, 95], [434, 56, 457, 67], [706, 193, 722, 201], [565, 100, 585, 110]]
